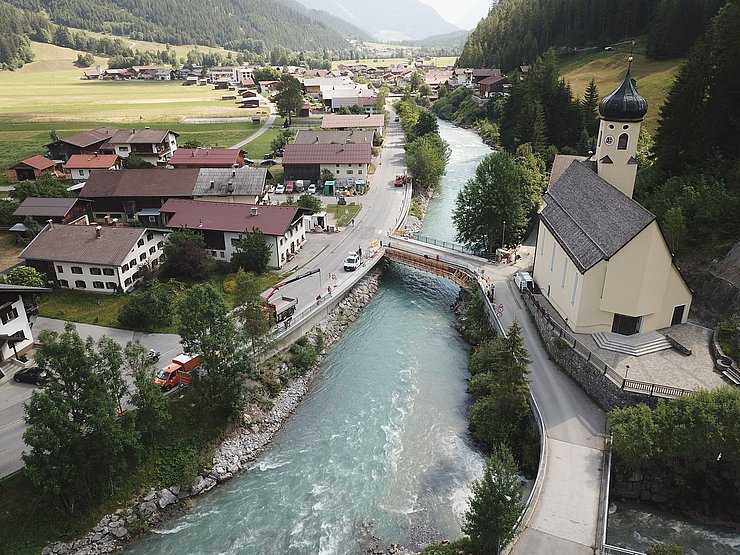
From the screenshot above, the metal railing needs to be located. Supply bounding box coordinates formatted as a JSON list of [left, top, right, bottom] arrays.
[[411, 234, 482, 255], [521, 290, 692, 400]]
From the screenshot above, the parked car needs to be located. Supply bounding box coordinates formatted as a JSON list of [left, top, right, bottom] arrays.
[[344, 251, 360, 271], [273, 149, 284, 157], [275, 183, 285, 194], [244, 158, 255, 165], [264, 153, 272, 159], [14, 366, 48, 385], [261, 159, 277, 166], [307, 183, 317, 194], [285, 181, 295, 194]]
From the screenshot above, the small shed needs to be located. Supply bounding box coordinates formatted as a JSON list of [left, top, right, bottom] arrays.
[[323, 180, 335, 196]]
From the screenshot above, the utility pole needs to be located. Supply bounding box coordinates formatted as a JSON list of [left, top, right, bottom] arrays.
[[501, 220, 506, 248]]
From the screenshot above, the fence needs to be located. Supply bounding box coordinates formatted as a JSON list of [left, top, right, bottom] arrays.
[[522, 290, 692, 400], [410, 234, 482, 256]]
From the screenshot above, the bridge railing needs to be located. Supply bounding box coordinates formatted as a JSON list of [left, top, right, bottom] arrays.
[[410, 234, 483, 256]]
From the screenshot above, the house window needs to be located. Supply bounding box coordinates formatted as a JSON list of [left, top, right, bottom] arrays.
[[561, 259, 567, 289], [139, 253, 146, 261], [71, 266, 83, 274], [137, 238, 145, 247], [90, 267, 102, 275], [0, 306, 19, 325], [157, 241, 164, 249], [147, 232, 154, 241], [59, 279, 69, 287], [336, 164, 340, 168], [149, 216, 156, 223], [347, 170, 354, 174], [152, 259, 159, 267], [106, 282, 117, 290], [211, 250, 217, 257], [56, 265, 63, 273], [124, 278, 132, 286], [119, 146, 129, 152], [617, 133, 629, 150], [92, 281, 104, 289], [358, 170, 363, 174], [78, 170, 84, 176], [549, 241, 556, 272], [220, 251, 225, 258], [149, 246, 156, 254], [103, 268, 115, 276], [571, 272, 579, 305], [122, 263, 129, 272], [75, 280, 86, 289]]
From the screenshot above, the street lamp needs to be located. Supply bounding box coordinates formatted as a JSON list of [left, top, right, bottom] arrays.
[[502, 220, 506, 248], [625, 364, 630, 383]]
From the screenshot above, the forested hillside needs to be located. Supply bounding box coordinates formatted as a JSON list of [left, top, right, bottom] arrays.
[[2, 0, 354, 52], [0, 3, 52, 69], [458, 0, 728, 71]]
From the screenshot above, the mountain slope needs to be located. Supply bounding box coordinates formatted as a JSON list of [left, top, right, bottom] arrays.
[[2, 0, 354, 51], [294, 0, 460, 41]]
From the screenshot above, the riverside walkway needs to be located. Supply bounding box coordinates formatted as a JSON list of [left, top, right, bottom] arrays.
[[384, 239, 607, 555]]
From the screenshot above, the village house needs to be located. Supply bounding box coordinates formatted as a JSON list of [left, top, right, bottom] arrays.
[[159, 199, 308, 268], [168, 148, 246, 169], [532, 63, 692, 336], [46, 127, 117, 163], [0, 284, 51, 364], [64, 153, 121, 183], [258, 80, 280, 94], [321, 114, 385, 137], [282, 143, 372, 183], [13, 197, 92, 226], [104, 128, 179, 165], [5, 156, 64, 183], [20, 224, 168, 293], [479, 75, 512, 97], [80, 168, 200, 225], [191, 167, 271, 204]]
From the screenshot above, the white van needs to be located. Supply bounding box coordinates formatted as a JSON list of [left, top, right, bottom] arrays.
[[514, 271, 534, 292]]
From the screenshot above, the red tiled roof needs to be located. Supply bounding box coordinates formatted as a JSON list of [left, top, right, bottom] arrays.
[[64, 154, 120, 169], [321, 114, 385, 129], [20, 156, 57, 170], [282, 143, 372, 165], [169, 148, 242, 167], [160, 199, 302, 236]]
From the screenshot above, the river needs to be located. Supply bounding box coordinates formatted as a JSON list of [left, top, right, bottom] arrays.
[[126, 120, 492, 554]]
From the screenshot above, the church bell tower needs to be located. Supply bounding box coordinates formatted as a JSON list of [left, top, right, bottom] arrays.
[[594, 57, 648, 199]]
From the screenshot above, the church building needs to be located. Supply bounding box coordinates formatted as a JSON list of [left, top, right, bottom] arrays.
[[532, 60, 692, 336]]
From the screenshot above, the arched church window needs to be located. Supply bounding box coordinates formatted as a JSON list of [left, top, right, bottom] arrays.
[[617, 133, 629, 150]]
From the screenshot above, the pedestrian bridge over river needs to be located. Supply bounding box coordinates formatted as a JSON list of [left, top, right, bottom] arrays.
[[383, 239, 609, 555]]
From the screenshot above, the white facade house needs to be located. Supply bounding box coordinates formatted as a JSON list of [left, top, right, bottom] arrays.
[[160, 199, 308, 269], [20, 225, 168, 294], [0, 285, 50, 363], [105, 129, 179, 165]]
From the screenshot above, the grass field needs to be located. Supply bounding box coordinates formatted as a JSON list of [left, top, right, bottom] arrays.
[[560, 39, 683, 133]]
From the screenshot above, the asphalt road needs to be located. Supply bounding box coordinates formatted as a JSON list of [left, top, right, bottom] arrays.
[[0, 318, 182, 478]]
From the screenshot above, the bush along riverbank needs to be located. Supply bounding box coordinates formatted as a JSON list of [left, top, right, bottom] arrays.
[[419, 290, 540, 555], [38, 268, 385, 555]]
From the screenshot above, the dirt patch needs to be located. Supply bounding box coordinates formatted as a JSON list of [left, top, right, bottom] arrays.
[[0, 232, 23, 273]]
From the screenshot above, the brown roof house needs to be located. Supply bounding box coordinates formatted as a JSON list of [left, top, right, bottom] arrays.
[[160, 199, 308, 268], [13, 197, 93, 226], [479, 75, 511, 97], [64, 153, 121, 184], [80, 168, 200, 225], [20, 224, 168, 293], [5, 156, 64, 183], [169, 148, 246, 169], [46, 127, 118, 162], [282, 143, 372, 183], [104, 128, 179, 166], [321, 114, 385, 137], [293, 129, 375, 145]]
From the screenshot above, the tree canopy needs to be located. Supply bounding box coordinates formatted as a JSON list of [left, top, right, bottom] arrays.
[[231, 229, 272, 275], [274, 74, 304, 124], [162, 228, 211, 279]]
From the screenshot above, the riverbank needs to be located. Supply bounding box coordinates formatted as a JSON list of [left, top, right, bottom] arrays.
[[41, 268, 386, 555]]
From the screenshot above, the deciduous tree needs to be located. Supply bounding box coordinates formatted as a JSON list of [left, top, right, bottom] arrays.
[[231, 229, 272, 275], [274, 74, 303, 124], [126, 341, 170, 445], [162, 228, 211, 279]]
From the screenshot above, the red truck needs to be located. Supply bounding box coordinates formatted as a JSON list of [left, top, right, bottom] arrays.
[[154, 354, 202, 391]]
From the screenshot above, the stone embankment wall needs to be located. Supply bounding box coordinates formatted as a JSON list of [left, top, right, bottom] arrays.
[[521, 291, 657, 411], [42, 269, 384, 555]]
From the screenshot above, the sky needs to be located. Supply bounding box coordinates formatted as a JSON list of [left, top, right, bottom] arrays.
[[417, 0, 492, 30]]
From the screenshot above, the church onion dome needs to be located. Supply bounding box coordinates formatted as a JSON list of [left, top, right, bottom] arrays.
[[599, 57, 648, 122]]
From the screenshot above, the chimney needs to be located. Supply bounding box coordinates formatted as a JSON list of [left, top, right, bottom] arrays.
[[251, 206, 259, 216], [315, 135, 319, 143], [46, 219, 53, 230], [232, 170, 236, 177], [227, 181, 235, 193], [95, 225, 102, 238], [209, 180, 215, 189]]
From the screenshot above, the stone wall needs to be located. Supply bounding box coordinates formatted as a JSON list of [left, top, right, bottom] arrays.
[[42, 268, 385, 555], [522, 292, 657, 411]]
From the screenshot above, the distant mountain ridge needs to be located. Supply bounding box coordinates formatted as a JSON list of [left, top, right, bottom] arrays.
[[1, 0, 363, 51], [399, 29, 470, 48], [294, 0, 460, 41]]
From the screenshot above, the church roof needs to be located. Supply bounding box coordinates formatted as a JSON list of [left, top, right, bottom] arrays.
[[599, 60, 648, 122], [540, 160, 655, 273]]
